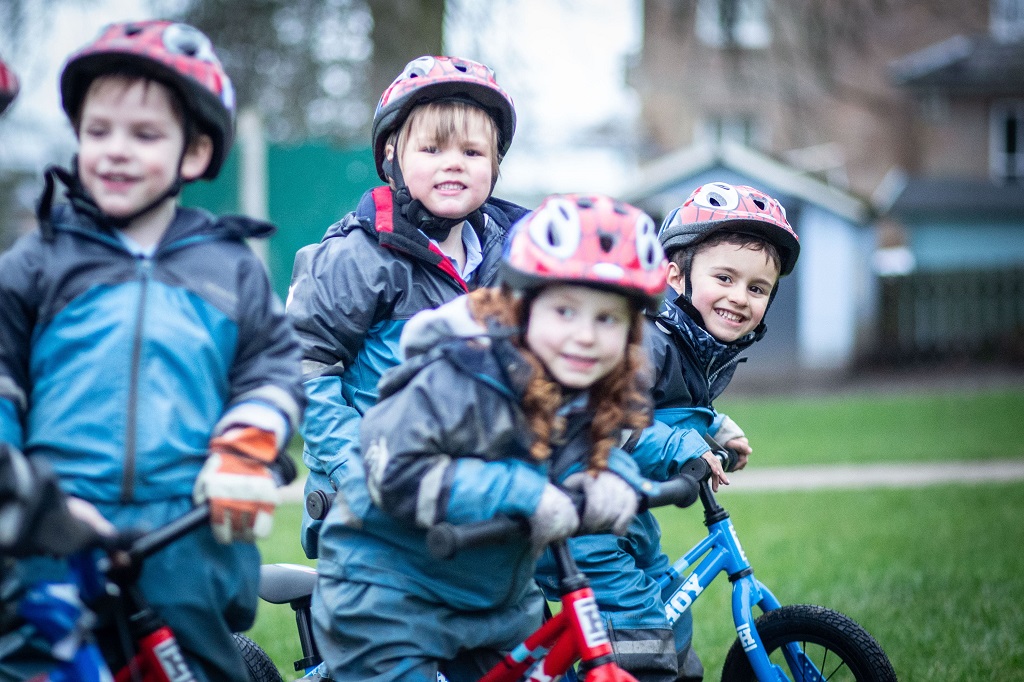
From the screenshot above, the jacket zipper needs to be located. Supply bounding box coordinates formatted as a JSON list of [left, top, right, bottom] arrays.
[[121, 256, 151, 502]]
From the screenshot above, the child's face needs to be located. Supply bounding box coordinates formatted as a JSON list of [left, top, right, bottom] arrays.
[[77, 76, 211, 221], [525, 284, 632, 390], [393, 111, 495, 220], [686, 242, 779, 342]]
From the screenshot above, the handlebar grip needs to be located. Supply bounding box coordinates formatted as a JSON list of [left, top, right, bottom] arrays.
[[639, 473, 700, 511], [306, 489, 333, 521], [701, 433, 739, 472], [426, 515, 526, 560]]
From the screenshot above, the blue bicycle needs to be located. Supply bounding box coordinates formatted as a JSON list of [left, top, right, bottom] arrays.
[[658, 450, 896, 681]]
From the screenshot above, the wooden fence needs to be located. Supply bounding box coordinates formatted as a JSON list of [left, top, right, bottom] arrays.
[[874, 267, 1024, 363]]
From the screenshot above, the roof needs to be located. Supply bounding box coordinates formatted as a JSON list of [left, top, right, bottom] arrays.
[[890, 34, 1024, 96], [886, 176, 1024, 219], [621, 140, 871, 224]]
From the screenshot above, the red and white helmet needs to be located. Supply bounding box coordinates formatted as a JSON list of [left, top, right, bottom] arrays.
[[503, 194, 668, 308], [60, 20, 235, 179], [0, 56, 18, 115], [371, 55, 516, 182], [659, 182, 800, 275]]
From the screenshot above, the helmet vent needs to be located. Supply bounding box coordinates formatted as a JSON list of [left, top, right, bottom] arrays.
[[125, 24, 143, 36], [545, 222, 562, 248], [707, 192, 726, 207], [599, 232, 616, 253], [752, 198, 767, 210]]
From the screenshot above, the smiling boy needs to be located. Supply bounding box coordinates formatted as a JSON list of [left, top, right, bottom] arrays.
[[287, 55, 528, 559], [0, 22, 303, 681]]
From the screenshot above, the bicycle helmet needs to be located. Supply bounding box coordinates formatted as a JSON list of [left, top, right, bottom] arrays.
[[659, 182, 800, 276], [0, 56, 18, 115], [60, 20, 235, 180], [371, 55, 516, 182], [502, 194, 668, 308]]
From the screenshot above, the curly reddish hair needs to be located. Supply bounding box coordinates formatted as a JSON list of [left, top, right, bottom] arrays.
[[467, 287, 651, 472]]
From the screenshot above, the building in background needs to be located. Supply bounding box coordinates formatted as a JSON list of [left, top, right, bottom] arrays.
[[628, 0, 1024, 373]]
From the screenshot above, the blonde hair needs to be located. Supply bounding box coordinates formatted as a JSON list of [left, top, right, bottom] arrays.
[[467, 287, 651, 472], [390, 100, 501, 180]]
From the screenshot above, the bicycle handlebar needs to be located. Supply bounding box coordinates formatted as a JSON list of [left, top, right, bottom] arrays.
[[426, 468, 704, 560], [427, 515, 527, 560]]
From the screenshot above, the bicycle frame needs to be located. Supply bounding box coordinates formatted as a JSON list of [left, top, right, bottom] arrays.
[[11, 507, 209, 682], [656, 481, 826, 682], [477, 541, 630, 682]]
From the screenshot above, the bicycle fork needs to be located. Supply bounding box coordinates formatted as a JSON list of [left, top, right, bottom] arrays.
[[660, 515, 796, 682]]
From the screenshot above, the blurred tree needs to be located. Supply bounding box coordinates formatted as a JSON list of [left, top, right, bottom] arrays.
[[155, 0, 443, 144]]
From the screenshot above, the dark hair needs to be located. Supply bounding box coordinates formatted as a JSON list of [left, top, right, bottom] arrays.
[[467, 287, 651, 471], [72, 68, 201, 152], [667, 230, 782, 275]]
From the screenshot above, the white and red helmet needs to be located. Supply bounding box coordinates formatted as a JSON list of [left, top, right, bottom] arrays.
[[0, 56, 18, 115], [60, 20, 235, 179], [371, 55, 516, 182], [503, 194, 668, 308], [659, 182, 800, 275]]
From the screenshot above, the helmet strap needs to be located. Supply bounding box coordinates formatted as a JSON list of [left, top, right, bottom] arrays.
[[384, 151, 483, 242]]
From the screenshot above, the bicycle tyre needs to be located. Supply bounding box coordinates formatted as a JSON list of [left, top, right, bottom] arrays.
[[233, 633, 285, 682], [720, 604, 896, 682]]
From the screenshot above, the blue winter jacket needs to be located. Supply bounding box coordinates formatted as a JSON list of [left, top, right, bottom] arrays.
[[316, 325, 646, 612], [0, 203, 304, 504], [286, 186, 527, 557], [631, 288, 762, 471]]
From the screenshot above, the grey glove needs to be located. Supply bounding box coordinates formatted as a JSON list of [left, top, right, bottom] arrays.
[[563, 470, 639, 536], [528, 483, 580, 554]]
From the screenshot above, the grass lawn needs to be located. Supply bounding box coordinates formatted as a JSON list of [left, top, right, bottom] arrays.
[[249, 387, 1024, 680], [715, 387, 1024, 466]]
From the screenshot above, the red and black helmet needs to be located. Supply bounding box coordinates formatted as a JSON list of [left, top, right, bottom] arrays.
[[659, 182, 800, 276], [371, 55, 516, 182], [0, 56, 18, 115], [60, 20, 235, 180], [502, 194, 668, 308]]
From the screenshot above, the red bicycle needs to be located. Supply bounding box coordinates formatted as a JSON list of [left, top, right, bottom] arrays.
[[4, 505, 266, 682], [244, 473, 701, 682]]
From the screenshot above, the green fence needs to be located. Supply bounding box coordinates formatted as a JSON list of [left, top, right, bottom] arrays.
[[182, 141, 378, 300]]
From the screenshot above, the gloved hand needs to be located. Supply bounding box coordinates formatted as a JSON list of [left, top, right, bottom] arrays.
[[563, 470, 639, 536], [528, 483, 580, 555], [193, 427, 280, 544]]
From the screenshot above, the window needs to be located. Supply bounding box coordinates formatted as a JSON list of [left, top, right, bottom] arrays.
[[696, 0, 771, 49], [992, 0, 1024, 42], [697, 114, 761, 146], [990, 100, 1024, 183]]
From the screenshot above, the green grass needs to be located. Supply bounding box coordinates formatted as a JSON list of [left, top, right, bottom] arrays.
[[655, 482, 1024, 681], [715, 388, 1024, 466], [249, 386, 1024, 680]]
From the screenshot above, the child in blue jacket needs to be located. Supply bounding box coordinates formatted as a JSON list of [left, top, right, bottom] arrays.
[[0, 22, 304, 681], [536, 182, 801, 681], [311, 194, 669, 682], [287, 55, 528, 559]]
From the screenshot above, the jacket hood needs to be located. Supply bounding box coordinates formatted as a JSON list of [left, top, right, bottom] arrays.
[[399, 295, 487, 360], [652, 292, 761, 398], [48, 202, 275, 244]]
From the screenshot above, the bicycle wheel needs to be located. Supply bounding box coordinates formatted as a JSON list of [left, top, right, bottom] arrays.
[[233, 633, 285, 682], [721, 604, 896, 682]]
